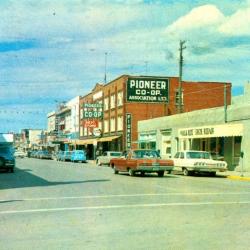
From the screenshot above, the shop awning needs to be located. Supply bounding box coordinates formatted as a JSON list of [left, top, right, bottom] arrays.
[[98, 135, 120, 142], [72, 136, 120, 145], [71, 139, 96, 145], [178, 123, 243, 139]]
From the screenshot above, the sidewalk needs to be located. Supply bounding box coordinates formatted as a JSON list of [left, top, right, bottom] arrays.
[[217, 170, 250, 181]]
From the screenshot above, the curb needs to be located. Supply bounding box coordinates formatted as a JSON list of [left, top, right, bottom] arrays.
[[227, 175, 250, 181]]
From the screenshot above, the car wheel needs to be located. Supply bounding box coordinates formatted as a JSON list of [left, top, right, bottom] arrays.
[[166, 170, 171, 174], [0, 158, 5, 167], [157, 171, 164, 177], [113, 167, 119, 174], [128, 169, 135, 176], [140, 171, 145, 176], [209, 172, 216, 177], [183, 168, 190, 176]]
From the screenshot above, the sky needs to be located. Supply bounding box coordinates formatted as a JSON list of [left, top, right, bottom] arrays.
[[0, 0, 250, 133]]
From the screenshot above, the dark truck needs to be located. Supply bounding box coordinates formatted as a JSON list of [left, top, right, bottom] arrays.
[[110, 149, 173, 177], [0, 133, 15, 173]]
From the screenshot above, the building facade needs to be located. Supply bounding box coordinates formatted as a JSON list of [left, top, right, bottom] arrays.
[[138, 83, 250, 171], [77, 75, 230, 159], [47, 96, 80, 151]]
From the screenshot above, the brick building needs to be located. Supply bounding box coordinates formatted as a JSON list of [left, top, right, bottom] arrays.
[[78, 75, 231, 159]]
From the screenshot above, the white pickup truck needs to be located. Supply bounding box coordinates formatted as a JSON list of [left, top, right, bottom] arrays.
[[96, 151, 123, 166], [173, 150, 227, 176]]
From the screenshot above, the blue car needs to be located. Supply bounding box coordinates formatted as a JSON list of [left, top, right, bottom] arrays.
[[0, 144, 15, 173], [71, 150, 86, 163], [56, 151, 65, 161], [62, 151, 72, 162]]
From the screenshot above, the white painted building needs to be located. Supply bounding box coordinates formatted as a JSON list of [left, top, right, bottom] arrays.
[[47, 111, 56, 133], [66, 96, 80, 139], [138, 83, 250, 172]]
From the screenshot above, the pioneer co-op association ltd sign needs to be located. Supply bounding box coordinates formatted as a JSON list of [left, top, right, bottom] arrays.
[[127, 77, 169, 103]]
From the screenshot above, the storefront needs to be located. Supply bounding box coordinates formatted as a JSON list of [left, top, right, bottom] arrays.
[[138, 95, 250, 171], [178, 124, 243, 170]]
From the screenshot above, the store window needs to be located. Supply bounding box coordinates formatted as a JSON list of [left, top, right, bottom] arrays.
[[110, 94, 116, 109], [80, 108, 84, 119], [110, 117, 115, 132], [98, 121, 102, 130], [84, 127, 88, 136], [80, 126, 84, 136], [117, 116, 123, 131], [117, 91, 123, 107], [104, 97, 109, 111], [104, 119, 109, 133]]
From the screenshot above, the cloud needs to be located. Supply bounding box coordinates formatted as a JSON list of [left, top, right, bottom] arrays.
[[164, 3, 250, 59], [165, 5, 225, 38], [218, 6, 250, 35]]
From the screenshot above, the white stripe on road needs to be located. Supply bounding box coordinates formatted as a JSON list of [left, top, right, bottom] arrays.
[[1, 201, 250, 215], [1, 192, 250, 202]]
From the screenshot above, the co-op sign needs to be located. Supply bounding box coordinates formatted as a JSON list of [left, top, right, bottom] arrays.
[[127, 77, 169, 103]]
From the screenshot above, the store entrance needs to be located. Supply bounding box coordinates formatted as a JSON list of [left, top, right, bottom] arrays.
[[191, 136, 242, 170]]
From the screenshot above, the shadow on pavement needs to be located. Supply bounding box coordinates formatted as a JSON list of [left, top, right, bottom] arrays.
[[119, 173, 179, 178], [0, 167, 110, 190], [171, 171, 227, 178]]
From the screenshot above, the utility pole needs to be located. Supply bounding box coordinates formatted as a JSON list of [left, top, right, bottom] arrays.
[[224, 83, 227, 123], [178, 40, 186, 113], [104, 52, 107, 84]]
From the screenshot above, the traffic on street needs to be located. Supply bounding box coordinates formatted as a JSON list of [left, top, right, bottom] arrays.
[[1, 158, 250, 250]]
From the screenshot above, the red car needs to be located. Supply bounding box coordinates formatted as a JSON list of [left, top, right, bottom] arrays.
[[110, 149, 173, 177]]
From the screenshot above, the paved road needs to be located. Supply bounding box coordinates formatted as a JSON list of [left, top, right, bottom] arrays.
[[0, 158, 250, 250]]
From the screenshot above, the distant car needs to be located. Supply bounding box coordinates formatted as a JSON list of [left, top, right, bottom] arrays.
[[110, 149, 174, 177], [39, 150, 52, 160], [30, 151, 38, 158], [35, 150, 44, 159], [0, 144, 15, 173], [71, 150, 87, 163], [14, 150, 26, 158], [96, 151, 123, 166], [173, 150, 227, 176], [56, 151, 64, 161], [62, 151, 72, 161]]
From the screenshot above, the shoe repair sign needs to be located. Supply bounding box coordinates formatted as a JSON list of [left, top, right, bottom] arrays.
[[127, 77, 169, 103]]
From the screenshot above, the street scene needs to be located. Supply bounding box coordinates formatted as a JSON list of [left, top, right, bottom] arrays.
[[1, 0, 250, 249], [1, 158, 250, 250]]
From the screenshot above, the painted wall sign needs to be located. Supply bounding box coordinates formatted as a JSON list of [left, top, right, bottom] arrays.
[[126, 113, 132, 149], [178, 124, 243, 138], [83, 120, 99, 128], [93, 128, 102, 137], [127, 77, 169, 103], [83, 103, 103, 118]]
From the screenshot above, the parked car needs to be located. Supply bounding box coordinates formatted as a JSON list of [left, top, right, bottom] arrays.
[[0, 144, 15, 173], [62, 151, 72, 161], [173, 150, 227, 176], [56, 151, 64, 161], [14, 150, 26, 158], [96, 151, 122, 166], [110, 149, 174, 177], [39, 150, 52, 160], [71, 150, 87, 163]]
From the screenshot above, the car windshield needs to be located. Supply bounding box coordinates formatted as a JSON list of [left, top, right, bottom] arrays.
[[110, 152, 122, 156], [75, 151, 84, 154], [186, 152, 211, 159], [133, 150, 160, 159], [0, 146, 12, 154]]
